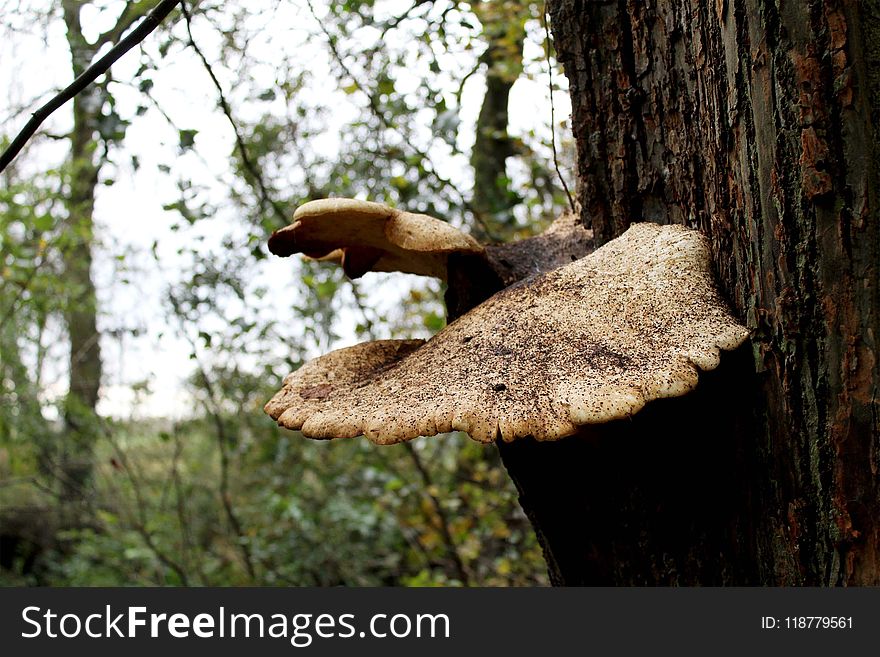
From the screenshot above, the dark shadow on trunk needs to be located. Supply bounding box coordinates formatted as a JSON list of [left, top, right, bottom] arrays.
[[499, 346, 764, 585]]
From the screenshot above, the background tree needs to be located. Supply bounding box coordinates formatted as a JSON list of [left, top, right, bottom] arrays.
[[58, 0, 136, 504], [469, 0, 527, 239]]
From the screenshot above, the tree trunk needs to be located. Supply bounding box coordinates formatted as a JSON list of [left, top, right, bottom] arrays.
[[498, 0, 880, 585], [469, 1, 527, 240], [60, 1, 103, 502]]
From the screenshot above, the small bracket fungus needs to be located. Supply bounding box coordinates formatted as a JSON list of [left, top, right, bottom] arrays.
[[265, 222, 750, 444], [267, 198, 484, 279], [267, 197, 594, 317]]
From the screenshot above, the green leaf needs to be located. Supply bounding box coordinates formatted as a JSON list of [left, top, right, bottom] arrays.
[[178, 129, 198, 151], [423, 312, 445, 332], [377, 77, 395, 97], [34, 214, 53, 231]]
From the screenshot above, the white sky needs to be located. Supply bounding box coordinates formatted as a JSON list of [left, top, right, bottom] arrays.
[[0, 0, 572, 420]]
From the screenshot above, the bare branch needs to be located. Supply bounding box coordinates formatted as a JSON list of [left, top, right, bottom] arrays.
[[378, 0, 432, 39], [0, 0, 181, 174], [104, 431, 192, 585]]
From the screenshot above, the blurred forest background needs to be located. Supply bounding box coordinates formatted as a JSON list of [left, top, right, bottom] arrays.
[[0, 0, 573, 586]]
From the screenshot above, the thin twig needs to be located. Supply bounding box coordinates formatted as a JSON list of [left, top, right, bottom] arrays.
[[0, 0, 181, 173], [454, 59, 483, 116], [348, 279, 379, 339], [104, 431, 191, 585], [197, 364, 257, 582], [542, 3, 575, 213], [334, 252, 469, 585], [0, 88, 63, 127], [305, 0, 500, 241], [377, 0, 430, 39], [180, 2, 288, 226], [94, 2, 143, 48], [168, 293, 257, 582], [402, 442, 471, 586], [169, 423, 207, 584]]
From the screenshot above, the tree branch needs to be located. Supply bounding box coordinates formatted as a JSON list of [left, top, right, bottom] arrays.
[[378, 0, 432, 39], [179, 2, 289, 227], [104, 431, 191, 585], [0, 0, 181, 174]]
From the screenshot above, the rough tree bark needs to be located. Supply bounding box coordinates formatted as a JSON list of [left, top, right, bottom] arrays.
[[496, 0, 879, 585]]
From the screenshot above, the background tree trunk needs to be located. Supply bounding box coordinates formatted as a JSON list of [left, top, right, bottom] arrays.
[[469, 1, 527, 241], [60, 1, 103, 503], [500, 0, 880, 585]]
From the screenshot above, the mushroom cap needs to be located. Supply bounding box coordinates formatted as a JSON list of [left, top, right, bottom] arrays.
[[265, 223, 750, 444], [263, 339, 425, 430], [268, 198, 485, 279]]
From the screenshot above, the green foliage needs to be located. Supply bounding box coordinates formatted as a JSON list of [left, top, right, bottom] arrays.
[[0, 0, 569, 587], [2, 413, 544, 586], [0, 167, 69, 463]]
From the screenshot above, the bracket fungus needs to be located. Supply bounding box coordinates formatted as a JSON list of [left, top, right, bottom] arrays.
[[267, 197, 593, 285], [267, 198, 485, 279], [265, 218, 750, 444]]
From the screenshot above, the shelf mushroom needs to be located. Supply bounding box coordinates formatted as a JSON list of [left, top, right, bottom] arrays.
[[267, 197, 594, 287], [265, 219, 750, 444], [268, 198, 486, 280]]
